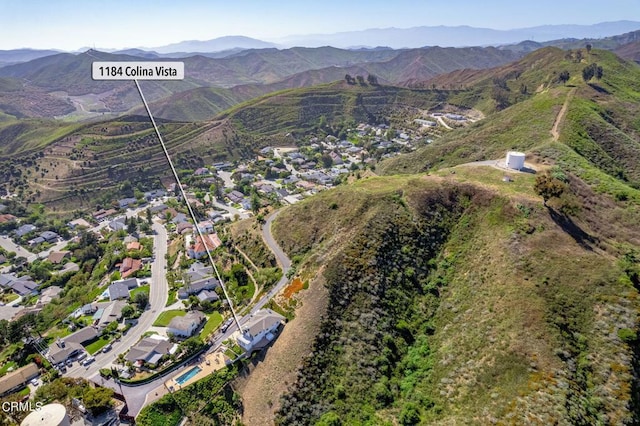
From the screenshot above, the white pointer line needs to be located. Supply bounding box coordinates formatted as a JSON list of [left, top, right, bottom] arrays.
[[133, 79, 243, 333]]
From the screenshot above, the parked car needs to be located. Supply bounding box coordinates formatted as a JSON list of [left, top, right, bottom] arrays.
[[76, 352, 87, 361], [29, 378, 39, 386], [102, 343, 112, 353], [82, 356, 95, 366], [220, 318, 233, 333], [66, 359, 73, 366]]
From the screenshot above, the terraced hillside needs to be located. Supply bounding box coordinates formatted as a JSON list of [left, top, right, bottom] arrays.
[[1, 82, 448, 206]]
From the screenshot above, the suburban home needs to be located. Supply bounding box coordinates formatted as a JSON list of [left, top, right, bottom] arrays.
[[108, 282, 130, 301], [56, 262, 79, 275], [187, 234, 222, 259], [65, 326, 100, 346], [81, 303, 97, 315], [108, 217, 126, 232], [28, 236, 45, 246], [194, 167, 210, 176], [67, 218, 92, 229], [196, 221, 214, 234], [226, 190, 245, 204], [0, 214, 17, 224], [125, 335, 175, 365], [0, 363, 39, 396], [196, 289, 219, 303], [15, 224, 37, 237], [167, 311, 205, 338], [236, 309, 285, 353], [9, 279, 39, 297], [126, 241, 142, 251], [96, 300, 127, 329], [40, 231, 60, 242], [118, 198, 137, 208], [186, 262, 212, 282], [283, 175, 299, 185], [0, 273, 18, 288], [149, 203, 168, 214], [47, 251, 70, 264], [176, 222, 193, 234], [38, 286, 62, 306], [177, 277, 219, 299], [329, 151, 343, 165], [119, 257, 142, 278], [172, 213, 188, 224], [48, 339, 84, 365], [144, 189, 167, 201], [0, 254, 6, 264]]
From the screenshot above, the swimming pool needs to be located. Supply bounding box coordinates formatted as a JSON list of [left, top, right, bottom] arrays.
[[175, 366, 202, 385]]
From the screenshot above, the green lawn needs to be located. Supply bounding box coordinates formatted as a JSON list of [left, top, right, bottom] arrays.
[[131, 284, 150, 298], [0, 361, 17, 377], [166, 290, 177, 307], [153, 310, 186, 327], [199, 312, 223, 340], [85, 336, 111, 355]]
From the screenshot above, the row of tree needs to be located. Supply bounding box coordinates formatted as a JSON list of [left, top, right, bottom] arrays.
[[345, 74, 379, 86]]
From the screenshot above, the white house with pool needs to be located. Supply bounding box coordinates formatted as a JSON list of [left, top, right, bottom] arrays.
[[236, 309, 285, 353]]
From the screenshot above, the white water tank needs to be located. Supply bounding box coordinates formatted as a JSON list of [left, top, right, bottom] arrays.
[[506, 151, 526, 170], [21, 403, 70, 426]]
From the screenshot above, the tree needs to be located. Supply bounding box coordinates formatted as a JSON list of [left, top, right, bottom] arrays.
[[231, 264, 249, 287], [145, 208, 152, 225], [356, 75, 366, 85], [344, 74, 355, 85], [367, 74, 379, 86], [586, 43, 592, 53], [83, 386, 114, 416], [534, 173, 566, 206], [558, 71, 570, 85], [121, 304, 135, 318], [321, 153, 333, 168], [133, 291, 149, 309], [582, 62, 603, 82]]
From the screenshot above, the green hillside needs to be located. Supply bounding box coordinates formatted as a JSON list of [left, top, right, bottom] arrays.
[[269, 165, 640, 424], [380, 48, 640, 192]]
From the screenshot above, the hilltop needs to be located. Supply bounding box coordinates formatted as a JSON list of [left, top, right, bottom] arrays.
[[381, 47, 640, 192], [223, 46, 640, 424], [262, 167, 640, 424]]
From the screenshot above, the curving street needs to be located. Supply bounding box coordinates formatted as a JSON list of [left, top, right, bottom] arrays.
[[88, 208, 292, 416], [65, 220, 168, 378]]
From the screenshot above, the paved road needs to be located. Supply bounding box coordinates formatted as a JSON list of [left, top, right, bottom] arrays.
[[65, 221, 168, 378], [0, 237, 36, 263], [82, 210, 291, 416]]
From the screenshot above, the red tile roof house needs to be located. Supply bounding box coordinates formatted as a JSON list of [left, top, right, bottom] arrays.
[[187, 234, 222, 259], [119, 257, 142, 278]]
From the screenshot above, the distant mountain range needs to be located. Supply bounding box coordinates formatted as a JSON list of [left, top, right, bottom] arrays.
[[273, 21, 640, 48], [1, 21, 639, 66]]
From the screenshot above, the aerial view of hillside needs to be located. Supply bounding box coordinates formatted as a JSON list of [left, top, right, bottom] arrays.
[[0, 1, 639, 425]]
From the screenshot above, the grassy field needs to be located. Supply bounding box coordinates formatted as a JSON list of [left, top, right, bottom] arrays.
[[199, 312, 223, 340], [153, 310, 186, 327]]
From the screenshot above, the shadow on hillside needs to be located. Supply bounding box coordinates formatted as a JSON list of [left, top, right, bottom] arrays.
[[588, 83, 611, 95], [548, 208, 598, 251]]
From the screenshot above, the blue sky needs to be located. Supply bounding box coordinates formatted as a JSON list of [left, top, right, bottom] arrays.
[[2, 0, 639, 50]]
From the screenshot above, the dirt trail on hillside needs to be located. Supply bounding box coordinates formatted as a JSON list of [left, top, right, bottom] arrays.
[[551, 87, 577, 141], [235, 275, 328, 425]]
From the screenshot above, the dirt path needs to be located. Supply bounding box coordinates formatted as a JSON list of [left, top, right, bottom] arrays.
[[551, 87, 576, 141]]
